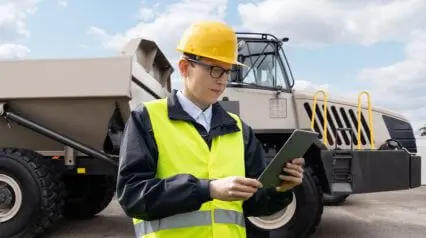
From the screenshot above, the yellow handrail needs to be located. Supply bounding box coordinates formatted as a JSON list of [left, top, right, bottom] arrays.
[[311, 89, 328, 145], [357, 91, 375, 149]]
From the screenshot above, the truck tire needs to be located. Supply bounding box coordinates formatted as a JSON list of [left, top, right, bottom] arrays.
[[0, 148, 65, 238], [62, 174, 115, 218], [247, 167, 323, 238], [323, 194, 349, 206]]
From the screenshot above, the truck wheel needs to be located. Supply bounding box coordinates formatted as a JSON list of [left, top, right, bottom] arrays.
[[0, 148, 65, 238], [247, 167, 323, 238], [323, 194, 349, 206], [62, 174, 115, 218]]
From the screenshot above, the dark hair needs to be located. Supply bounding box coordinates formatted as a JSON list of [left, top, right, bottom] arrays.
[[183, 53, 203, 60]]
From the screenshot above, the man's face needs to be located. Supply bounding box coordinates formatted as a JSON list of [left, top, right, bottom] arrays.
[[179, 56, 232, 108]]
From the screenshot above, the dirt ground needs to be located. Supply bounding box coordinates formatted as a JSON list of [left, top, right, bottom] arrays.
[[45, 186, 426, 238]]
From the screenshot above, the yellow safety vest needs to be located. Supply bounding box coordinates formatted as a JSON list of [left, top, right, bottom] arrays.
[[132, 98, 247, 238]]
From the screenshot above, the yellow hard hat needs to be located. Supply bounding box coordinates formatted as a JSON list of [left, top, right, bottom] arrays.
[[176, 20, 244, 66]]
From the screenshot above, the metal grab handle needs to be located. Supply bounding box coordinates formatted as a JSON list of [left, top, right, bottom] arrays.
[[357, 91, 375, 149], [311, 89, 328, 145]]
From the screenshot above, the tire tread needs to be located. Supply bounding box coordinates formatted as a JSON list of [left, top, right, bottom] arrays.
[[0, 148, 65, 238]]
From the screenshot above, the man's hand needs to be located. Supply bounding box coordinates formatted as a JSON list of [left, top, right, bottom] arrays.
[[276, 157, 305, 192], [209, 176, 263, 201]]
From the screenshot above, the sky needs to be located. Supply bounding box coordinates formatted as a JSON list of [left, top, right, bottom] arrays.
[[1, 0, 426, 131]]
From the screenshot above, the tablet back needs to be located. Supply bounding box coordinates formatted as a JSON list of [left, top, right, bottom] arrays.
[[257, 129, 319, 189]]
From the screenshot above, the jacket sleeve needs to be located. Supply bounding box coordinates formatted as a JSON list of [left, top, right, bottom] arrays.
[[241, 121, 294, 217], [116, 105, 212, 221]]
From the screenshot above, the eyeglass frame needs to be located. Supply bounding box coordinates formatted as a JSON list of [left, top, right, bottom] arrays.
[[184, 57, 235, 79]]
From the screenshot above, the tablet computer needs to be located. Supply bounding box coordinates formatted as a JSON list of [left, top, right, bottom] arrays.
[[257, 129, 319, 189]]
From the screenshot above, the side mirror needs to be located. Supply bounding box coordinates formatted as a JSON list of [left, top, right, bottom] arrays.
[[230, 64, 244, 83], [229, 66, 241, 83]]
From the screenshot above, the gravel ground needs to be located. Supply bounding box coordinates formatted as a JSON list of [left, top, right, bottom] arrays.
[[311, 186, 426, 238], [45, 186, 426, 238]]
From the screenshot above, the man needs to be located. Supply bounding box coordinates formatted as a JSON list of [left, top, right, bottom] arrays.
[[116, 20, 305, 238]]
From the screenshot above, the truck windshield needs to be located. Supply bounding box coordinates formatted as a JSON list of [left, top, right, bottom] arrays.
[[229, 35, 294, 91]]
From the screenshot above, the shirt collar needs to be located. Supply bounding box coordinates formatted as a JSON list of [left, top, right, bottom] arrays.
[[166, 89, 238, 131], [176, 90, 212, 121]]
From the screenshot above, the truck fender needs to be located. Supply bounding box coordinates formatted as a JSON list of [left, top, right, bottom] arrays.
[[303, 138, 332, 194]]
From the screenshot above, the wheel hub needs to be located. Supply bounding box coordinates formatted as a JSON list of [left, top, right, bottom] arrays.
[[0, 185, 13, 204], [0, 174, 22, 223], [247, 192, 297, 230]]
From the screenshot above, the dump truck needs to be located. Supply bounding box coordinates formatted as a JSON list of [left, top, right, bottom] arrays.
[[0, 33, 421, 238]]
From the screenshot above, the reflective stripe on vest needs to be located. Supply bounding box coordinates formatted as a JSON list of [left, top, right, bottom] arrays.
[[133, 98, 246, 238], [133, 209, 245, 237]]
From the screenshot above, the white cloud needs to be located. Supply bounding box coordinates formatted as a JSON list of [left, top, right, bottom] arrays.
[[86, 0, 426, 130], [0, 43, 30, 58], [237, 0, 426, 129], [87, 26, 108, 39], [87, 0, 228, 88], [357, 29, 426, 129], [237, 0, 426, 47], [293, 79, 330, 92], [138, 7, 155, 21], [57, 0, 67, 7], [89, 0, 228, 50], [0, 0, 40, 58]]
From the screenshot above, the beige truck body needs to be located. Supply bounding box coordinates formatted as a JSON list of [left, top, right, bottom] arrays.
[[0, 38, 172, 156], [222, 86, 411, 151]]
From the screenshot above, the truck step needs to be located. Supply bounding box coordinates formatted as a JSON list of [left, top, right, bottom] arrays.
[[330, 150, 353, 194], [331, 182, 352, 195]]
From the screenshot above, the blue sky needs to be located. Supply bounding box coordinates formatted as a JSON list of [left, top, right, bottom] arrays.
[[1, 0, 425, 129], [9, 0, 406, 77], [25, 0, 142, 58], [24, 0, 406, 92]]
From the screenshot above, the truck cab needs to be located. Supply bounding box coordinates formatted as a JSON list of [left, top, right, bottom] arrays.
[[218, 32, 422, 237]]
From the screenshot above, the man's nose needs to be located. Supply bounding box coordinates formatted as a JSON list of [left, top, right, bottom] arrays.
[[215, 76, 228, 85]]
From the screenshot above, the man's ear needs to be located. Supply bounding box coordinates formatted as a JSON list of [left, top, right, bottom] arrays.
[[178, 58, 189, 77]]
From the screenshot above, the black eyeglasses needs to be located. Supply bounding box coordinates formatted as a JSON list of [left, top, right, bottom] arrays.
[[186, 58, 234, 79]]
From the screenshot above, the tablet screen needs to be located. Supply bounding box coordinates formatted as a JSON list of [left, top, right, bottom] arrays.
[[257, 129, 319, 189]]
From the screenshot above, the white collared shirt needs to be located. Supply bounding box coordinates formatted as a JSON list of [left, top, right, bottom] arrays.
[[176, 90, 212, 132]]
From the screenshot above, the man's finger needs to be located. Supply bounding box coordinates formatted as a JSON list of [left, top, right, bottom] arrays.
[[230, 183, 258, 193], [283, 168, 303, 178], [275, 185, 290, 192], [291, 157, 305, 165], [279, 174, 303, 184], [284, 164, 304, 174], [238, 177, 263, 188], [229, 191, 254, 200]]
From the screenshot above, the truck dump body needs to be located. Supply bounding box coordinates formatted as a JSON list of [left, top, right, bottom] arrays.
[[0, 38, 173, 238], [0, 38, 172, 154]]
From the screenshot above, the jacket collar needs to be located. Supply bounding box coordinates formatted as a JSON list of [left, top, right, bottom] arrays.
[[167, 89, 238, 130]]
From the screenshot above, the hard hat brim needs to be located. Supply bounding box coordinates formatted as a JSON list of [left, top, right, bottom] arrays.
[[234, 60, 248, 68], [177, 48, 248, 68]]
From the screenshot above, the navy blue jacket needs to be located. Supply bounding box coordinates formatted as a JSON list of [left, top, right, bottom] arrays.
[[116, 90, 293, 224]]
